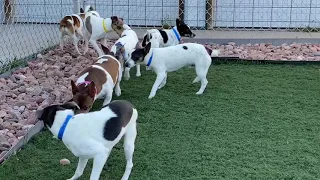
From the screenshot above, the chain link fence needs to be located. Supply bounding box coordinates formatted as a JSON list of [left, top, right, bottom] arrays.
[[0, 0, 319, 73]]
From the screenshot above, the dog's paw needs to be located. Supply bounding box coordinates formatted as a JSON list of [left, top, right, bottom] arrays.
[[115, 91, 121, 97], [124, 75, 130, 81], [136, 73, 141, 77], [195, 91, 203, 95], [148, 95, 154, 99]]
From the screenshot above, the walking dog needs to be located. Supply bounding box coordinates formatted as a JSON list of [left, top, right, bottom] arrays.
[[141, 18, 196, 70], [70, 44, 122, 113], [82, 12, 124, 56], [36, 100, 138, 180], [59, 6, 100, 55], [125, 42, 219, 99], [141, 18, 196, 48], [109, 24, 140, 80]]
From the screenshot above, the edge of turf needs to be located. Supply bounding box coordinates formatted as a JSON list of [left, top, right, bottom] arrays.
[[212, 57, 320, 65], [1, 56, 319, 165], [0, 121, 44, 165]]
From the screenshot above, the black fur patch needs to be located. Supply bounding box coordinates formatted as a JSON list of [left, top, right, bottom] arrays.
[[85, 16, 92, 34], [183, 46, 188, 50], [37, 103, 78, 128], [158, 29, 168, 43], [142, 35, 148, 47], [103, 100, 134, 141]]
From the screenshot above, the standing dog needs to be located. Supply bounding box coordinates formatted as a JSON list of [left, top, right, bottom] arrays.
[[59, 6, 100, 55], [125, 42, 219, 99], [141, 18, 196, 48], [70, 45, 122, 113], [83, 13, 124, 56], [141, 18, 196, 70], [36, 100, 138, 180], [59, 10, 86, 54], [109, 24, 140, 80]]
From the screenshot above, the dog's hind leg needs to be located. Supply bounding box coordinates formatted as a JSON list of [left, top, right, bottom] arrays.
[[102, 90, 113, 106], [90, 148, 111, 180], [59, 33, 64, 50], [195, 64, 209, 95], [67, 157, 89, 180], [121, 121, 137, 180]]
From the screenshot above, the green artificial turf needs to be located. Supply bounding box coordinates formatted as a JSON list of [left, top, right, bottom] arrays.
[[1, 63, 320, 180]]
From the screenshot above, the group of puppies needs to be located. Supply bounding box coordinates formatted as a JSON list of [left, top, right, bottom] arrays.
[[35, 5, 219, 180]]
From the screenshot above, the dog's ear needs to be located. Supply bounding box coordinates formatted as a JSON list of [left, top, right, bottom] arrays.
[[35, 109, 44, 120], [89, 6, 94, 11], [111, 16, 118, 24], [71, 80, 78, 95], [144, 42, 151, 54], [62, 101, 80, 111], [80, 8, 84, 13], [101, 44, 110, 55], [88, 81, 96, 97]]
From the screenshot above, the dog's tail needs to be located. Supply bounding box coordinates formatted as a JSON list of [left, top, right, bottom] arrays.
[[205, 46, 220, 57]]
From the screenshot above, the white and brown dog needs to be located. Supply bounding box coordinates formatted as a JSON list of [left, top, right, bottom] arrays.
[[109, 24, 140, 80], [36, 100, 138, 180], [125, 42, 219, 99], [70, 45, 122, 113], [82, 12, 124, 56], [59, 6, 100, 55]]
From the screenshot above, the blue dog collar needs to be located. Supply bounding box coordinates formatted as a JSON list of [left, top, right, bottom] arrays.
[[58, 114, 73, 140], [172, 28, 181, 42], [146, 52, 153, 67]]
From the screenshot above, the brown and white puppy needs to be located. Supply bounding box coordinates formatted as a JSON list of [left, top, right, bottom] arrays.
[[71, 45, 122, 113], [59, 6, 100, 55]]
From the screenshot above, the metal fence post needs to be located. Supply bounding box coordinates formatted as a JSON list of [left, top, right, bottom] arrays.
[[73, 0, 80, 14]]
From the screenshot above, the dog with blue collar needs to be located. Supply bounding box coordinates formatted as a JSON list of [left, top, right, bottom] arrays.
[[36, 100, 139, 180]]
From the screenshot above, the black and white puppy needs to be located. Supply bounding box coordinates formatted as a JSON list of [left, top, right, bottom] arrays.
[[125, 42, 219, 99], [141, 18, 196, 48], [36, 100, 138, 180]]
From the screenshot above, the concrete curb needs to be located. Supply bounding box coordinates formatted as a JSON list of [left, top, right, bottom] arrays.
[[0, 121, 44, 164]]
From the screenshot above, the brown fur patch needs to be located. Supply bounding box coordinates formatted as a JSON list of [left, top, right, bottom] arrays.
[[95, 57, 119, 84], [59, 15, 81, 33]]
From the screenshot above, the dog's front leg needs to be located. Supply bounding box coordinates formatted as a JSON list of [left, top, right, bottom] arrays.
[[83, 32, 90, 55], [158, 72, 167, 89], [90, 39, 104, 56], [136, 64, 141, 77], [124, 67, 130, 80], [90, 149, 111, 180], [149, 72, 166, 99], [72, 34, 81, 55], [67, 157, 89, 180]]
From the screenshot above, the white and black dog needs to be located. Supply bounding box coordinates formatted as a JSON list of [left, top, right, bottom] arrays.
[[141, 18, 196, 71], [36, 100, 138, 180], [141, 18, 196, 48], [125, 42, 219, 99]]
